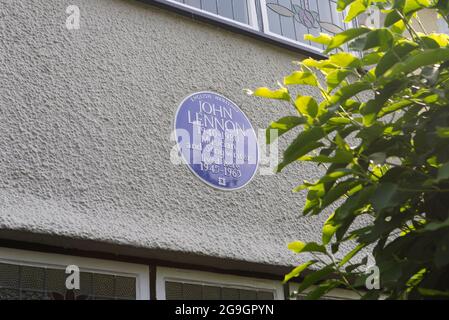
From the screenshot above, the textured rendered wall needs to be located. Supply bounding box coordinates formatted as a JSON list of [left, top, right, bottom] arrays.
[[0, 0, 350, 268]]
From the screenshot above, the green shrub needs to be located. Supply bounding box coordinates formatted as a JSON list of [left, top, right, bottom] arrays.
[[248, 0, 449, 299]]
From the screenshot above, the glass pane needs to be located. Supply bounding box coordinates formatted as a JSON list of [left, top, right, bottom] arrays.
[[20, 266, 44, 290], [257, 291, 275, 300], [232, 0, 249, 24], [0, 263, 19, 288], [267, 3, 282, 35], [92, 273, 115, 298], [21, 290, 46, 300], [177, 0, 251, 25], [79, 272, 93, 297], [115, 276, 136, 299], [203, 285, 221, 299], [239, 289, 258, 300], [165, 281, 275, 301], [217, 0, 234, 20], [0, 288, 19, 300], [202, 0, 218, 14], [279, 0, 296, 40], [166, 281, 184, 300], [46, 268, 66, 295], [185, 0, 202, 9], [222, 287, 239, 300], [183, 283, 203, 300]]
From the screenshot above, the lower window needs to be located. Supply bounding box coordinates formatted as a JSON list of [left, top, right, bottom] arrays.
[[157, 267, 283, 300], [165, 281, 275, 300], [0, 247, 150, 300]]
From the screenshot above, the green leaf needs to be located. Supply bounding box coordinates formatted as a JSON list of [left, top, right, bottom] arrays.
[[345, 0, 371, 22], [328, 53, 361, 68], [403, 0, 432, 16], [296, 266, 335, 294], [362, 28, 394, 50], [369, 152, 386, 165], [304, 33, 333, 46], [249, 87, 290, 100], [326, 70, 351, 92], [284, 261, 316, 283], [384, 10, 402, 27], [333, 186, 375, 225], [345, 256, 368, 272], [338, 243, 366, 267], [378, 100, 413, 117], [328, 82, 371, 108], [277, 127, 325, 172], [436, 0, 449, 15], [328, 117, 352, 125], [284, 71, 318, 86], [423, 216, 449, 232], [325, 27, 371, 53], [288, 241, 327, 254], [370, 182, 399, 211], [301, 58, 338, 74], [385, 0, 431, 27], [323, 213, 338, 245], [304, 280, 342, 300], [295, 96, 319, 119], [424, 33, 449, 47], [437, 162, 449, 181], [418, 288, 449, 297], [375, 40, 418, 77], [300, 149, 353, 164], [360, 79, 404, 126], [381, 48, 449, 83], [266, 116, 306, 144], [362, 52, 383, 66], [390, 19, 406, 34], [337, 0, 357, 11], [436, 126, 449, 138], [315, 180, 361, 214]]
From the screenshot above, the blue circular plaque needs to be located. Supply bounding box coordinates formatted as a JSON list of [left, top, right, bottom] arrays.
[[174, 91, 259, 191]]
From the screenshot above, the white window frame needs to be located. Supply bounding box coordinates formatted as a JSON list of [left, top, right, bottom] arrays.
[[259, 0, 355, 54], [156, 266, 284, 300], [0, 247, 150, 300], [165, 0, 259, 31]]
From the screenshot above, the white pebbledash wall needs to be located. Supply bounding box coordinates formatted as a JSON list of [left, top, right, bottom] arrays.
[[0, 0, 353, 272]]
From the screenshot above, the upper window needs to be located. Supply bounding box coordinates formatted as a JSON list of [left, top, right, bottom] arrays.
[[169, 0, 258, 29], [164, 0, 357, 54]]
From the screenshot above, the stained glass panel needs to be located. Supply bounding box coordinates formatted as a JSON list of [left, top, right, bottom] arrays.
[[0, 262, 137, 300], [265, 0, 354, 50]]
